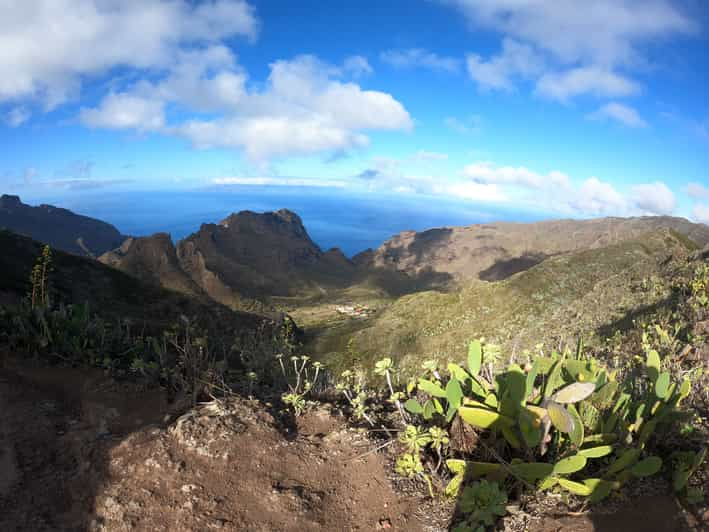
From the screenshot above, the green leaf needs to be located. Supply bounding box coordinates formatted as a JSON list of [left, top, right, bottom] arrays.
[[607, 448, 640, 475], [578, 445, 613, 459], [525, 359, 540, 400], [547, 401, 575, 434], [567, 404, 584, 446], [538, 476, 558, 490], [404, 399, 424, 415], [467, 461, 503, 479], [655, 372, 670, 399], [585, 478, 615, 503], [445, 378, 464, 411], [423, 400, 435, 420], [646, 349, 660, 382], [447, 363, 469, 383], [458, 406, 514, 430], [468, 339, 482, 377], [558, 478, 592, 496], [544, 360, 565, 399], [677, 378, 691, 403], [553, 455, 587, 475], [510, 462, 554, 482], [502, 426, 522, 448], [446, 459, 467, 475], [418, 378, 446, 398], [583, 433, 617, 445], [470, 376, 488, 399], [553, 382, 596, 404], [631, 456, 662, 477], [519, 408, 543, 448]]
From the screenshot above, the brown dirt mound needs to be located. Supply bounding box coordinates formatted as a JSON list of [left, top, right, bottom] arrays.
[[0, 360, 426, 531]]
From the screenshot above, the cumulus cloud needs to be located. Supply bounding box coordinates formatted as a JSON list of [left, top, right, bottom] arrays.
[[449, 0, 695, 100], [631, 181, 676, 214], [536, 67, 640, 102], [463, 162, 570, 189], [466, 38, 544, 91], [687, 182, 709, 200], [80, 93, 166, 131], [381, 48, 461, 73], [587, 102, 648, 128], [0, 0, 258, 108], [80, 54, 412, 159], [569, 177, 628, 216]]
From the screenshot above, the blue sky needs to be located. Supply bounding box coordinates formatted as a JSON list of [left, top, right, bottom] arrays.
[[1, 0, 708, 223]]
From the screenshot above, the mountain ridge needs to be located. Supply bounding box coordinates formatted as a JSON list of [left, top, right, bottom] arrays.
[[0, 194, 125, 257]]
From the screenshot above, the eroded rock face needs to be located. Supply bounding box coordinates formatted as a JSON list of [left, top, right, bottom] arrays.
[[98, 233, 205, 298], [0, 194, 125, 257], [176, 209, 356, 299]]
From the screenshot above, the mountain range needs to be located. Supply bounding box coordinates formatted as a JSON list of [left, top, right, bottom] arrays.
[[3, 194, 709, 367]]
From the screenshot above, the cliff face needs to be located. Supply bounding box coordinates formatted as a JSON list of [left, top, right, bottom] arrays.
[[175, 209, 356, 300], [98, 233, 205, 299], [0, 195, 125, 257]]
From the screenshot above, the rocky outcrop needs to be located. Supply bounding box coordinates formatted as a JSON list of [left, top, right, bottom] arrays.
[[176, 209, 356, 300], [98, 233, 204, 298], [0, 194, 125, 257]]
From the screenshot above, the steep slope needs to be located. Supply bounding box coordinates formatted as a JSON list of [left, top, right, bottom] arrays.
[[0, 229, 269, 334], [98, 233, 205, 299], [176, 209, 356, 303], [316, 228, 697, 370], [358, 216, 709, 283], [0, 194, 125, 257]]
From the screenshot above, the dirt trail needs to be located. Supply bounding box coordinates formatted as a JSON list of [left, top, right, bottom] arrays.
[[0, 360, 428, 531]]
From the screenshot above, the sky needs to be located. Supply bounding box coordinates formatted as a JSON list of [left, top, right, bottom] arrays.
[[1, 0, 708, 224]]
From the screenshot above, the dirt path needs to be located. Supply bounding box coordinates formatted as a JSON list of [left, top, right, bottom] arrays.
[[0, 361, 428, 532]]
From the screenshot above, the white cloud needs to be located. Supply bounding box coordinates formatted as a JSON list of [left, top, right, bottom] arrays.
[[5, 106, 30, 127], [213, 176, 346, 187], [450, 1, 694, 100], [466, 38, 544, 91], [536, 67, 640, 102], [587, 102, 648, 128], [381, 48, 461, 73], [463, 161, 570, 189], [0, 0, 258, 108], [693, 204, 709, 225], [631, 181, 676, 214], [449, 1, 695, 67], [343, 55, 373, 77], [569, 177, 628, 216], [687, 182, 709, 200], [80, 54, 412, 159], [80, 93, 165, 131]]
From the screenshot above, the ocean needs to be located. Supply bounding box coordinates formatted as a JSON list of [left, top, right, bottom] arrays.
[[54, 186, 545, 257]]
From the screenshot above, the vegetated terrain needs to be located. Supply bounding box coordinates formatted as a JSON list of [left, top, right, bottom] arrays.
[[1, 201, 708, 531], [332, 229, 698, 372]]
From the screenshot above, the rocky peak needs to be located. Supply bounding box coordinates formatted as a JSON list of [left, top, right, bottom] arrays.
[[0, 194, 22, 208]]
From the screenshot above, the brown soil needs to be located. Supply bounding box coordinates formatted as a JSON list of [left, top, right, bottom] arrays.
[[1, 357, 705, 532], [0, 358, 426, 531]]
